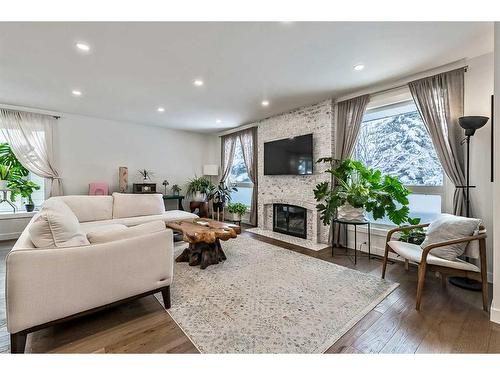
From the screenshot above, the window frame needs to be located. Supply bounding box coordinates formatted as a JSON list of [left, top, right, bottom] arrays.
[[227, 137, 254, 208]]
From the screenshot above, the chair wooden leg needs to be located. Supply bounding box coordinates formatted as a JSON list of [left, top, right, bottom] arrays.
[[381, 244, 390, 279], [10, 332, 27, 354], [415, 262, 427, 310], [479, 239, 489, 312], [161, 285, 171, 309]]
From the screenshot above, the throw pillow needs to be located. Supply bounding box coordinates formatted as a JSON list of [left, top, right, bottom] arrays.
[[87, 220, 166, 244], [29, 198, 90, 248], [420, 214, 481, 260]]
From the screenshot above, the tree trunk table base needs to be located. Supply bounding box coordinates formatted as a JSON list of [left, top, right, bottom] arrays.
[[175, 239, 227, 269]]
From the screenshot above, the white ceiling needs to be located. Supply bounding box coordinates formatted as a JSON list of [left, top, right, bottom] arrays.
[[0, 22, 493, 133]]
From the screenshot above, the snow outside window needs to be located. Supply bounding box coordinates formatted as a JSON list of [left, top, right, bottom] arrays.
[[227, 137, 253, 207], [352, 99, 444, 225]]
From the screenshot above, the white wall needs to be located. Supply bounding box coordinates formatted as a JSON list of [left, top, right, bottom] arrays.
[[491, 23, 500, 324], [54, 114, 219, 208]]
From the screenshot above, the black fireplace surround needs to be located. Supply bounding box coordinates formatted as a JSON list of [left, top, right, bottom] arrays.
[[273, 203, 307, 239]]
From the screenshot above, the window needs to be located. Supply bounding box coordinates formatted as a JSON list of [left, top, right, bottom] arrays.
[[227, 138, 253, 207], [0, 134, 45, 213], [352, 97, 444, 224]]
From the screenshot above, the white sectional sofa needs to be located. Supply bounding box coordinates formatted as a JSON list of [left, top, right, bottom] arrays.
[[6, 193, 198, 353]]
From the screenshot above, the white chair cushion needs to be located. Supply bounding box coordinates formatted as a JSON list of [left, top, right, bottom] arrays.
[[112, 193, 165, 219], [56, 195, 113, 222], [28, 199, 90, 248], [87, 220, 166, 244], [420, 214, 482, 260], [388, 240, 479, 272]]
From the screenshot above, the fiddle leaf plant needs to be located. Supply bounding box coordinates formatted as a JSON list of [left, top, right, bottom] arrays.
[[313, 158, 415, 226]]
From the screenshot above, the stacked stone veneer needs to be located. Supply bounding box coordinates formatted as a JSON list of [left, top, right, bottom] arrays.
[[253, 99, 335, 244]]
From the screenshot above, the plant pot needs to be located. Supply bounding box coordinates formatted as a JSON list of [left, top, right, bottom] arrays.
[[192, 191, 206, 202], [227, 212, 242, 221], [0, 180, 8, 190], [25, 204, 35, 212], [336, 204, 367, 222], [212, 201, 225, 213]]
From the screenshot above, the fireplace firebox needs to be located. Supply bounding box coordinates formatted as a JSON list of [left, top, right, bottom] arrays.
[[273, 204, 307, 239]]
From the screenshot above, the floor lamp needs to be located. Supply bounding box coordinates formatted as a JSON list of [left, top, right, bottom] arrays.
[[449, 115, 489, 291]]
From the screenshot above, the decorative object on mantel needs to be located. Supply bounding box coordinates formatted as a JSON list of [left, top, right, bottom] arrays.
[[118, 166, 128, 193], [186, 176, 212, 203], [133, 183, 157, 194], [171, 184, 181, 196], [88, 182, 109, 195], [138, 168, 155, 181], [162, 179, 169, 195]]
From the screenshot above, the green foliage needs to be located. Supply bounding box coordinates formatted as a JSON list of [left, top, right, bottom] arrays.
[[186, 176, 213, 196], [227, 202, 247, 216], [171, 184, 182, 193], [313, 158, 418, 226], [9, 178, 40, 204], [398, 217, 426, 245], [0, 164, 11, 180], [0, 143, 29, 179], [207, 181, 237, 204]]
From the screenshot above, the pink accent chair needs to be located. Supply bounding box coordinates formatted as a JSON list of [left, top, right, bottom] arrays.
[[89, 182, 109, 196]]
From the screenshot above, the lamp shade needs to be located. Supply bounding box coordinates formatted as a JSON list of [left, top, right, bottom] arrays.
[[203, 164, 219, 176], [458, 116, 489, 136]]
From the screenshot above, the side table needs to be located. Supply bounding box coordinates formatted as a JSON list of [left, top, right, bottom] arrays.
[[163, 195, 185, 211], [333, 218, 371, 265]]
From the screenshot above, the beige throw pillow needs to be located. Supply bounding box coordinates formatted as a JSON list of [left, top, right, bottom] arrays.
[[29, 199, 90, 248], [420, 214, 481, 260], [87, 220, 166, 244]]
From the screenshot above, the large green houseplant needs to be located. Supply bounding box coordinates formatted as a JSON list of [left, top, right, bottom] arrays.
[[186, 176, 213, 202], [313, 158, 413, 226], [208, 181, 237, 211]]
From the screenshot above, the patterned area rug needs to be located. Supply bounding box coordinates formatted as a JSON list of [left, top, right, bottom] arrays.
[[156, 236, 398, 353]]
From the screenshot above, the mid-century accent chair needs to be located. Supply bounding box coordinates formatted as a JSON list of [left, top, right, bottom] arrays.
[[382, 223, 488, 312]]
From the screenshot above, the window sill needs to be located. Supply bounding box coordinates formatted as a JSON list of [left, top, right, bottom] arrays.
[[0, 211, 37, 220]]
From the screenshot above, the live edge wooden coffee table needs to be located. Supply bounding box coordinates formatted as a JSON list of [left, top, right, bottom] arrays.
[[166, 218, 241, 269]]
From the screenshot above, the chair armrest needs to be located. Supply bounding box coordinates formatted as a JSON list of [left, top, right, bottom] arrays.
[[6, 230, 173, 334], [385, 223, 430, 243], [420, 233, 487, 263]]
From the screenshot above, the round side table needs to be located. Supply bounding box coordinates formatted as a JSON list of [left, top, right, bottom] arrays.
[[332, 218, 371, 264]]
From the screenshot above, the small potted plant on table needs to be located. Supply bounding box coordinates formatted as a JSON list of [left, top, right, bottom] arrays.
[[227, 202, 247, 223], [171, 184, 182, 196], [8, 178, 40, 212]]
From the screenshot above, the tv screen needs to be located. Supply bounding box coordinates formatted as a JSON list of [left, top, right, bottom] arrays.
[[264, 134, 313, 175]]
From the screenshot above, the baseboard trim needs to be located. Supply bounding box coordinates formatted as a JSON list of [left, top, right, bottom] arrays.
[[490, 303, 500, 324], [0, 232, 21, 241]]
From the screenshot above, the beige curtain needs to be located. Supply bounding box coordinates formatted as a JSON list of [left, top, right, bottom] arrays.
[[220, 133, 237, 183], [239, 127, 258, 226], [408, 68, 466, 216], [0, 109, 63, 196], [335, 95, 370, 159]]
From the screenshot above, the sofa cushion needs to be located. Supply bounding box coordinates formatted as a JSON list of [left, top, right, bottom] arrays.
[[80, 210, 199, 229], [87, 220, 166, 244], [112, 193, 165, 219], [420, 214, 482, 260], [57, 195, 113, 222], [388, 240, 479, 272], [29, 199, 90, 248]]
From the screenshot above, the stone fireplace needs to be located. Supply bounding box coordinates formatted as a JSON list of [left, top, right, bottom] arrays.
[[273, 203, 307, 239]]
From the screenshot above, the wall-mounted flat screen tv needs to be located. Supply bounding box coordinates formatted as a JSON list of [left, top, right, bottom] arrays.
[[264, 134, 313, 175]]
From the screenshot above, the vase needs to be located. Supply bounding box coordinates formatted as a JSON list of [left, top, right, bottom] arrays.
[[336, 204, 367, 222], [192, 191, 206, 202]]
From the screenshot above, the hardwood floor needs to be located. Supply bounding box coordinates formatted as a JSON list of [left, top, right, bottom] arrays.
[[1, 229, 499, 354]]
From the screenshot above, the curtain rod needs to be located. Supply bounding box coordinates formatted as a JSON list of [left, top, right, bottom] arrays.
[[0, 103, 61, 119]]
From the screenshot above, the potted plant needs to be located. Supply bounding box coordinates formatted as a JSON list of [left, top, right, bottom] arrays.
[[398, 217, 426, 245], [313, 158, 414, 226], [0, 165, 11, 190], [227, 202, 247, 221], [8, 178, 40, 212], [186, 176, 212, 202], [207, 181, 237, 212], [171, 184, 182, 196]]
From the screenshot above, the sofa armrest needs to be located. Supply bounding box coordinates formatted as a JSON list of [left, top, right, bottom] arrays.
[[6, 229, 173, 334]]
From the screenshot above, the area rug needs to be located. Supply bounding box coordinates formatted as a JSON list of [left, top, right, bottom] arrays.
[[156, 236, 398, 353]]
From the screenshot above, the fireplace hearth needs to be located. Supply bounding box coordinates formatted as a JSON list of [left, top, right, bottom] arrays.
[[273, 203, 307, 239]]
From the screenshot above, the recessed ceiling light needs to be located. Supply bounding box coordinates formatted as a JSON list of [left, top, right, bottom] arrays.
[[216, 119, 222, 124], [71, 90, 82, 96], [261, 100, 270, 107], [75, 42, 90, 52], [157, 107, 165, 112], [353, 64, 365, 71], [193, 79, 204, 87]]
